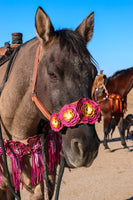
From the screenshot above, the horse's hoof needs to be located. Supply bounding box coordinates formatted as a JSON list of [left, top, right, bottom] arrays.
[[104, 148, 111, 152], [124, 147, 131, 152]]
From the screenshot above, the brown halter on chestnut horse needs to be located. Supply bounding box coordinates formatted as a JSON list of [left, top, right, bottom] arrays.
[[92, 67, 133, 150], [0, 7, 100, 200]]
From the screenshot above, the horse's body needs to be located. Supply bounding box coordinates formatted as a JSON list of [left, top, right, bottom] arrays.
[[0, 7, 100, 199], [92, 67, 133, 149]]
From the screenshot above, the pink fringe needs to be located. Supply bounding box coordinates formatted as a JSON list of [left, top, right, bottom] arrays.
[[31, 151, 44, 185], [10, 156, 23, 191], [6, 141, 25, 191], [0, 127, 62, 189], [46, 131, 57, 173], [0, 147, 3, 185]]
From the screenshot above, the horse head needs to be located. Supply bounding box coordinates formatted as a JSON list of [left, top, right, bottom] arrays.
[[35, 7, 100, 168]]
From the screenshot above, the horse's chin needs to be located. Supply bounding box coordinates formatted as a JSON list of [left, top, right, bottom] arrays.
[[62, 149, 98, 168]]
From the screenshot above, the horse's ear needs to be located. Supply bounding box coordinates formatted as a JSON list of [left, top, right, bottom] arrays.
[[75, 12, 94, 44], [35, 7, 55, 43]]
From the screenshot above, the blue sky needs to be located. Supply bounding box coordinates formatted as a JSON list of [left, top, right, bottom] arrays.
[[0, 0, 133, 76]]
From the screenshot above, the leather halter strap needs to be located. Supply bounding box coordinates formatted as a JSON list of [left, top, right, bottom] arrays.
[[32, 44, 79, 121], [32, 44, 51, 121]]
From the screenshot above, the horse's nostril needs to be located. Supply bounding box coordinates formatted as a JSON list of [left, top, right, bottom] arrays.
[[71, 139, 83, 158]]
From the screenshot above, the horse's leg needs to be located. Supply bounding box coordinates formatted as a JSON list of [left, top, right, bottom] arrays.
[[126, 127, 129, 140], [103, 115, 112, 149], [118, 117, 128, 148], [20, 171, 56, 200], [110, 126, 116, 139], [20, 181, 55, 200]]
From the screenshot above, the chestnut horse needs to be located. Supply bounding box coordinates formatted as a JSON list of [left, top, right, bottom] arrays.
[[0, 7, 100, 200], [92, 67, 133, 150]]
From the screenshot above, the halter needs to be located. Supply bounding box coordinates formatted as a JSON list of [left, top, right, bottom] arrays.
[[32, 45, 101, 131]]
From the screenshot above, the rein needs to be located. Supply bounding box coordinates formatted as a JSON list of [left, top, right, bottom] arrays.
[[0, 44, 21, 199]]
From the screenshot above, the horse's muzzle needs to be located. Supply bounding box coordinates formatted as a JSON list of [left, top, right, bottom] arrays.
[[61, 124, 100, 168]]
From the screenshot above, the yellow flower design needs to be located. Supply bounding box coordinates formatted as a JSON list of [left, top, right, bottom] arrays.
[[63, 109, 74, 122], [81, 103, 95, 117], [51, 117, 59, 128]]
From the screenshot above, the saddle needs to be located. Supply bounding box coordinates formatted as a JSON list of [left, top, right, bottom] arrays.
[[0, 33, 23, 66], [91, 73, 108, 101], [109, 94, 127, 113], [92, 73, 127, 114]]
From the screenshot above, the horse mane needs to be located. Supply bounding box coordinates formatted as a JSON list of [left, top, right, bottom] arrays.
[[107, 67, 133, 82], [56, 29, 88, 54]]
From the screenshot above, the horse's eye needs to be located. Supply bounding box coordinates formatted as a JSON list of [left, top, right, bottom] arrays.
[[48, 72, 57, 80]]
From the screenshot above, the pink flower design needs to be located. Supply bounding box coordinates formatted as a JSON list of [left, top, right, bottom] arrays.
[[59, 104, 80, 127], [50, 113, 63, 132], [77, 98, 100, 124]]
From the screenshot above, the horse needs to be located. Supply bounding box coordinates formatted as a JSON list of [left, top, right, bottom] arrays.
[[92, 67, 133, 150], [107, 114, 133, 140], [0, 7, 100, 200], [119, 114, 133, 140]]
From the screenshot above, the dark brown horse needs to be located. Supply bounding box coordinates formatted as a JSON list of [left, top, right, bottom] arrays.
[[0, 7, 100, 200], [92, 67, 133, 150]]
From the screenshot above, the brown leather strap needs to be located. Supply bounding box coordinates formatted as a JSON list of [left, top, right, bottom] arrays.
[[32, 44, 40, 94], [32, 95, 51, 121], [32, 44, 51, 121]]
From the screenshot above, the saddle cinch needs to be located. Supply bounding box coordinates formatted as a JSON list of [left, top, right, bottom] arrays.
[[0, 33, 23, 66]]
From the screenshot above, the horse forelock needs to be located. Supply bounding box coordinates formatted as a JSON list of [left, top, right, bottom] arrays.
[[56, 29, 87, 55], [54, 29, 97, 78]]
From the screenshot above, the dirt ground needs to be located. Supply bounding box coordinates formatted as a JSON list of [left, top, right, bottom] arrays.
[[53, 89, 133, 200]]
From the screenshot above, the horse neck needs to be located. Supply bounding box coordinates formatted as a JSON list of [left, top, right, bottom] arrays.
[[0, 38, 42, 140], [107, 69, 133, 97]]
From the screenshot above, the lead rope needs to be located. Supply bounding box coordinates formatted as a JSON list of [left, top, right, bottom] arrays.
[[0, 124, 20, 200], [0, 45, 21, 200], [54, 155, 65, 200]]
